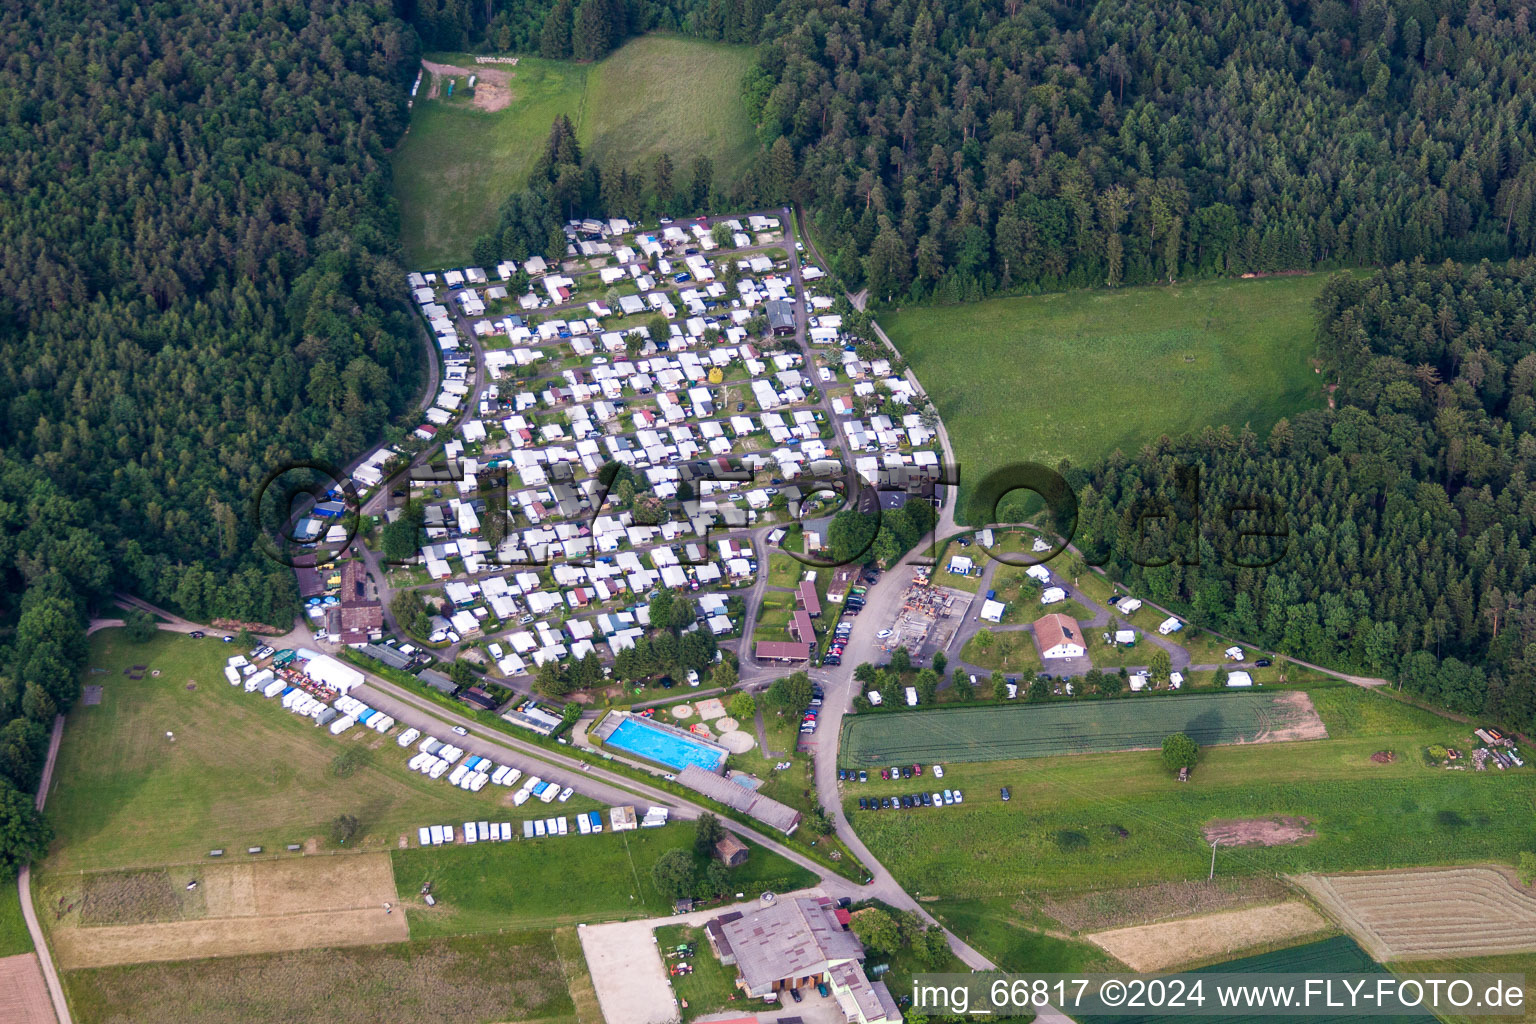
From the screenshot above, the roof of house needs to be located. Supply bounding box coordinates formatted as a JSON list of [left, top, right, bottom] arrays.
[[714, 896, 862, 992], [790, 609, 816, 642], [755, 640, 812, 661], [1033, 612, 1081, 650], [677, 765, 802, 834], [797, 579, 821, 616], [715, 834, 748, 859]]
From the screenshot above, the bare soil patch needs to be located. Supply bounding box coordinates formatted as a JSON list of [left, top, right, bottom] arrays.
[[1204, 816, 1315, 848], [1294, 866, 1536, 960], [1370, 750, 1395, 763], [1089, 901, 1331, 972], [1042, 877, 1289, 932], [420, 60, 512, 113], [1250, 690, 1329, 742], [0, 953, 55, 1024]]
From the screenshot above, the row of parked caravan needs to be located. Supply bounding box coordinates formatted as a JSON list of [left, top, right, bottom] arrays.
[[415, 811, 606, 847], [329, 694, 396, 736], [512, 772, 572, 806]]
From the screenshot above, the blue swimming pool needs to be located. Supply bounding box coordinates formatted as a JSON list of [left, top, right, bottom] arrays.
[[605, 717, 728, 772]]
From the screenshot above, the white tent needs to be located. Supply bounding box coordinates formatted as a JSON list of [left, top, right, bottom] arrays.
[[980, 600, 1005, 623], [305, 654, 364, 695], [1226, 671, 1254, 688]]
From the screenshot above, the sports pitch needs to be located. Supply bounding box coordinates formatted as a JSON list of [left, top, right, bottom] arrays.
[[839, 691, 1326, 766]]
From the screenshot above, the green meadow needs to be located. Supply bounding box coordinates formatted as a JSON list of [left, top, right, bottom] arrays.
[[882, 274, 1331, 522]]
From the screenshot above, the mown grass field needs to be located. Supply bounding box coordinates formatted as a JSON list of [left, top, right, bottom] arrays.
[[0, 884, 31, 957], [839, 691, 1318, 766], [392, 828, 816, 938], [392, 35, 758, 268], [46, 630, 593, 872], [882, 275, 1330, 523], [844, 688, 1533, 900], [61, 930, 580, 1024]]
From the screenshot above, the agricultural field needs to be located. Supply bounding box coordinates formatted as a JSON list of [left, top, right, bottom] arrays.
[[392, 35, 758, 267], [1295, 867, 1536, 961], [839, 690, 1326, 766], [46, 630, 583, 873], [882, 274, 1329, 523], [0, 953, 52, 1024], [37, 854, 406, 969], [1092, 936, 1435, 1024], [392, 828, 816, 938], [843, 688, 1528, 902], [60, 930, 579, 1024], [0, 884, 32, 956], [1393, 953, 1536, 1024]]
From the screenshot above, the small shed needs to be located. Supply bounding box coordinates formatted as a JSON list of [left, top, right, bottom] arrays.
[[715, 834, 749, 867]]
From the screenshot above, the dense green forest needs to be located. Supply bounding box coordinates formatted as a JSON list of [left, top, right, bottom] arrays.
[[1071, 259, 1536, 732], [443, 0, 1536, 305], [0, 0, 424, 866]]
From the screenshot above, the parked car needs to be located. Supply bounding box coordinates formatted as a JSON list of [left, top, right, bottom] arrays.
[[1255, 658, 1273, 667], [912, 763, 922, 776], [858, 798, 867, 810], [789, 987, 803, 1003], [858, 770, 868, 782], [1001, 787, 1011, 801], [877, 629, 893, 639], [188, 630, 205, 639], [942, 789, 954, 805], [900, 766, 911, 779], [933, 764, 944, 778], [452, 726, 468, 736], [880, 768, 889, 780], [920, 792, 932, 806], [953, 789, 964, 804]]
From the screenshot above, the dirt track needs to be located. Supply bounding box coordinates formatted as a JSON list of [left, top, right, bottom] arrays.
[[0, 954, 56, 1024]]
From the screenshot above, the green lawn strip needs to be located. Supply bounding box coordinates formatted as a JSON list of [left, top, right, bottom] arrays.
[[48, 630, 573, 873], [925, 896, 1119, 974], [393, 828, 815, 938], [60, 930, 576, 1024], [0, 883, 33, 956], [656, 923, 744, 1021], [884, 275, 1330, 523]]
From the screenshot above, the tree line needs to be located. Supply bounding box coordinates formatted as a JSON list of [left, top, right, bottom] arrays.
[[1070, 259, 1536, 733], [434, 0, 1536, 306]]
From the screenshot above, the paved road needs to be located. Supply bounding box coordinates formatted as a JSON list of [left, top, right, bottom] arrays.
[[18, 715, 70, 1024]]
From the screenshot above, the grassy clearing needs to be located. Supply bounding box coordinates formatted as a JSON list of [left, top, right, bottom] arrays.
[[957, 631, 1042, 675], [393, 35, 757, 267], [392, 828, 816, 937], [883, 275, 1329, 523], [655, 923, 741, 1021], [47, 630, 581, 872], [0, 884, 31, 956], [581, 37, 757, 180], [845, 688, 1531, 899], [840, 691, 1319, 766], [61, 930, 577, 1024]]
